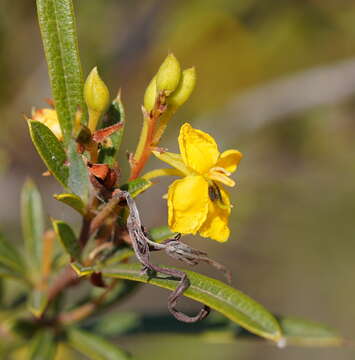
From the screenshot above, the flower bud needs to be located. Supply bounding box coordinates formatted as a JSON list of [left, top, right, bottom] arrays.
[[168, 67, 196, 108], [32, 108, 62, 140], [156, 53, 181, 95], [143, 75, 157, 112], [84, 67, 110, 131]]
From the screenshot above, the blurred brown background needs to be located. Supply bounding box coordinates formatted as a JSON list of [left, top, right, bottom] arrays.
[[1, 0, 355, 359]]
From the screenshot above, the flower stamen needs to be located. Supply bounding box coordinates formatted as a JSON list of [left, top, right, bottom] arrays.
[[210, 166, 231, 177], [208, 168, 235, 187]]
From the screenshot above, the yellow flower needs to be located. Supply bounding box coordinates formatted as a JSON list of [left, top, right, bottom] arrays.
[[32, 108, 62, 140], [151, 123, 242, 242]]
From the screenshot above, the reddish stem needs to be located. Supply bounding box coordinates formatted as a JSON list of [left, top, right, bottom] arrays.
[[129, 116, 157, 180], [129, 93, 166, 180]]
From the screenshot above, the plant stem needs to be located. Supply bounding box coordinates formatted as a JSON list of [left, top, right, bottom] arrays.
[[129, 93, 166, 180], [89, 193, 122, 235], [44, 195, 120, 316], [47, 265, 79, 303], [79, 217, 92, 248], [58, 280, 119, 325], [129, 116, 157, 180]]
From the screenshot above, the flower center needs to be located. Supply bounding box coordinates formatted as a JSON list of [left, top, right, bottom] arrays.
[[208, 182, 223, 203]]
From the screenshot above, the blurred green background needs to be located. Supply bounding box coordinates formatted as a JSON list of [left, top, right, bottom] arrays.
[[1, 0, 355, 359]]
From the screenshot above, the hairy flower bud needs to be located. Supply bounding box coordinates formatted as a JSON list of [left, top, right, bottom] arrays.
[[84, 67, 110, 131], [156, 53, 181, 95], [143, 75, 157, 112], [168, 67, 196, 108]]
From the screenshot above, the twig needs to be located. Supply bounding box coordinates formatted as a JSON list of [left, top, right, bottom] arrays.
[[89, 194, 122, 235], [79, 217, 92, 248], [47, 265, 79, 303], [58, 279, 119, 325], [129, 93, 167, 180]]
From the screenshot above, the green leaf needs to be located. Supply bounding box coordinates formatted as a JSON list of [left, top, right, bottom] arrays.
[[54, 193, 85, 215], [36, 0, 86, 144], [0, 266, 25, 280], [67, 328, 131, 360], [82, 312, 141, 338], [0, 234, 26, 279], [21, 179, 45, 268], [103, 248, 133, 266], [149, 225, 175, 242], [67, 140, 90, 202], [101, 263, 282, 342], [98, 95, 125, 166], [29, 330, 57, 360], [71, 262, 95, 277], [0, 279, 4, 305], [120, 178, 152, 198], [28, 288, 48, 318], [52, 220, 81, 260], [103, 225, 175, 266], [278, 316, 344, 347], [28, 120, 69, 187]]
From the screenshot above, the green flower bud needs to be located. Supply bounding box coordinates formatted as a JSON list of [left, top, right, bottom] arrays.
[[156, 53, 181, 95], [168, 67, 196, 108], [84, 67, 110, 114], [143, 76, 157, 112]]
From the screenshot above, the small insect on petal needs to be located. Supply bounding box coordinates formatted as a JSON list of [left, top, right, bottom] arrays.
[[208, 183, 223, 203]]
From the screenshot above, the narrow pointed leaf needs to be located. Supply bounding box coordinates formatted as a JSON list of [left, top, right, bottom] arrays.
[[0, 234, 26, 279], [0, 279, 3, 305], [101, 263, 282, 342], [36, 0, 86, 144], [29, 330, 57, 360], [82, 312, 141, 338], [120, 178, 152, 198], [71, 262, 95, 277], [28, 288, 49, 318], [54, 193, 85, 215], [52, 220, 81, 260], [28, 120, 68, 187], [0, 266, 25, 280], [98, 96, 125, 166], [103, 248, 133, 265], [21, 179, 45, 268], [67, 328, 131, 360], [54, 344, 77, 360], [278, 316, 344, 347], [149, 225, 175, 242], [67, 140, 90, 202]]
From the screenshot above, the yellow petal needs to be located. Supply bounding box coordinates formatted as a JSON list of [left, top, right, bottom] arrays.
[[152, 151, 190, 176], [178, 123, 219, 174], [199, 186, 231, 242], [168, 175, 209, 234], [216, 149, 243, 173], [32, 108, 62, 140]]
